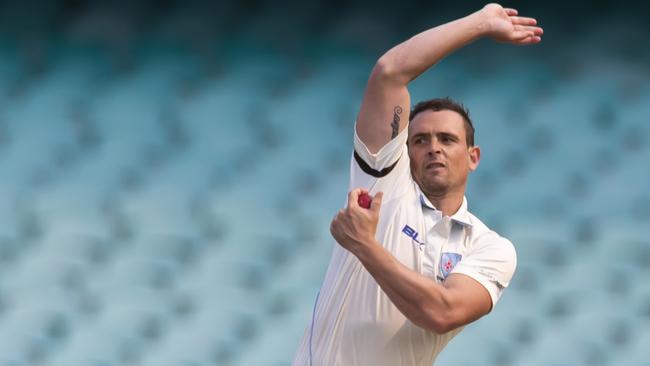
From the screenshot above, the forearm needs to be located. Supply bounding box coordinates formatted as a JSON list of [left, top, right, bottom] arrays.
[[331, 189, 494, 331], [356, 11, 488, 152], [356, 5, 541, 152], [376, 10, 489, 84], [354, 240, 453, 333]]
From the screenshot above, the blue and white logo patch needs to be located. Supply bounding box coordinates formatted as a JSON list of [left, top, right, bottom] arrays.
[[402, 224, 424, 245], [440, 252, 462, 279]]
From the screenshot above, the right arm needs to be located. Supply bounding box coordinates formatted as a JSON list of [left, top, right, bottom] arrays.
[[357, 3, 543, 153]]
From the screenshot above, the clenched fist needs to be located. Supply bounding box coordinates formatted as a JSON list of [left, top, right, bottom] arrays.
[[330, 189, 384, 256]]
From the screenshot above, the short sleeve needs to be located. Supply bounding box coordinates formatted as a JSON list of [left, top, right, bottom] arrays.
[[350, 124, 410, 196], [451, 234, 517, 308]]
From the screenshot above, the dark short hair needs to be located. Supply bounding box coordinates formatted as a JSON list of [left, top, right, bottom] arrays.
[[410, 97, 475, 146]]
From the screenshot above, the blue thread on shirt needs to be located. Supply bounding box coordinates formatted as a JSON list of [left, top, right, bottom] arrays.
[[309, 290, 320, 366]]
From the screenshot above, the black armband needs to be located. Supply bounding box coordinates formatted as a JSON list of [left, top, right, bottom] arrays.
[[353, 150, 398, 178]]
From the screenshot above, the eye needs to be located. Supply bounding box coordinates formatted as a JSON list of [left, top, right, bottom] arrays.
[[440, 135, 456, 144], [413, 137, 426, 145]]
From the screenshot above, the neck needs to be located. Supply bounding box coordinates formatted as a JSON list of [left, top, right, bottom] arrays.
[[424, 187, 465, 217]]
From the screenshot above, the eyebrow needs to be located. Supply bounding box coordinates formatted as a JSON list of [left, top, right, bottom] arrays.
[[410, 132, 429, 142], [410, 131, 461, 142], [439, 132, 460, 141]]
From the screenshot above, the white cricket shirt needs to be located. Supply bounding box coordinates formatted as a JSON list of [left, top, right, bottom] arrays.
[[293, 125, 517, 366]]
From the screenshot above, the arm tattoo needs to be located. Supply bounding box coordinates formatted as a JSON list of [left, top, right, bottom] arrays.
[[391, 106, 403, 139]]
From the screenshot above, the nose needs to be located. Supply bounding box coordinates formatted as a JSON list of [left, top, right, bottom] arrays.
[[427, 138, 442, 156]]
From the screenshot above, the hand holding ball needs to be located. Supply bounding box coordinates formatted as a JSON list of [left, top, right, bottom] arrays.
[[358, 192, 372, 209]]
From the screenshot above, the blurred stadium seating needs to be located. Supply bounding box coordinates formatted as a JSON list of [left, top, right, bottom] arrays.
[[0, 1, 649, 365]]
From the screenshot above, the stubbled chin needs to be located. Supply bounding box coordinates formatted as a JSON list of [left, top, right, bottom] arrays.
[[421, 175, 449, 192], [423, 169, 446, 179]]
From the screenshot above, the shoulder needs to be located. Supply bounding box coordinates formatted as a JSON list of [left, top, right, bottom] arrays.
[[466, 212, 517, 259], [378, 178, 419, 217], [353, 123, 409, 173]]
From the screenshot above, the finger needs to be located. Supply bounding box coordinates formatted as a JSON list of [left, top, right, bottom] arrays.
[[515, 35, 542, 46], [331, 210, 343, 229], [504, 8, 518, 16], [370, 192, 384, 213], [514, 25, 544, 35], [510, 16, 537, 26], [347, 189, 362, 209], [510, 30, 534, 41], [332, 209, 343, 221]]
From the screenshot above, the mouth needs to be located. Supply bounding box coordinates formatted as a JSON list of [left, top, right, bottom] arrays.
[[425, 161, 446, 170]]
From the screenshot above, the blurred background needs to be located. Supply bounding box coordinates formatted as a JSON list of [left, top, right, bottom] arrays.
[[0, 0, 649, 365]]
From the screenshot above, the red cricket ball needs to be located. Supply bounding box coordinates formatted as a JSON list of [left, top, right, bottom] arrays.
[[358, 192, 372, 209]]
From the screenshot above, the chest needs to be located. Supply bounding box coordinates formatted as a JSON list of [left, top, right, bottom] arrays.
[[378, 199, 469, 282]]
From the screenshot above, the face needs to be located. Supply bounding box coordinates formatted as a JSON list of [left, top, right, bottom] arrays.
[[407, 109, 480, 197]]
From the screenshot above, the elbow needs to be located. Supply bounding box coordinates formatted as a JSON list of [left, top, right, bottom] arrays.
[[427, 315, 456, 334], [371, 55, 409, 85], [419, 303, 457, 335]]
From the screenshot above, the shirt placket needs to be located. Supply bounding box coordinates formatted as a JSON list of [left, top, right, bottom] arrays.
[[422, 211, 451, 280]]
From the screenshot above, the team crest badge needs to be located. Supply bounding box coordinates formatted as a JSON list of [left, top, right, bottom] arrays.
[[440, 253, 462, 279]]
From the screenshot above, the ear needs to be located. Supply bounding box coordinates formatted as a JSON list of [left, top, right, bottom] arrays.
[[468, 145, 481, 171]]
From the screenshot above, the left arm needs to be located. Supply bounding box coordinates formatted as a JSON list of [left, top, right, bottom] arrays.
[[330, 189, 492, 334]]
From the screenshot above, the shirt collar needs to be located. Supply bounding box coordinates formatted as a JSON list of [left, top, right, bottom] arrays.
[[416, 185, 473, 228]]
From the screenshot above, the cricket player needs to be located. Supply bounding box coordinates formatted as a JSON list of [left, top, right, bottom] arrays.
[[293, 3, 543, 365]]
